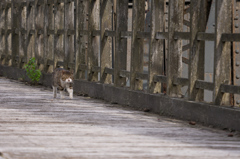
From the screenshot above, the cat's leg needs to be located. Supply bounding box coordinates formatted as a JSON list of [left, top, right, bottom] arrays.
[[67, 87, 73, 99], [52, 86, 57, 98], [59, 86, 65, 99]]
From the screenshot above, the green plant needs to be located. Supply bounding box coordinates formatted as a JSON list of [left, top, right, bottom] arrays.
[[23, 57, 42, 84]]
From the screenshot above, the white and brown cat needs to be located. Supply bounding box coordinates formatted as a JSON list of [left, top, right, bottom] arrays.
[[52, 68, 74, 99]]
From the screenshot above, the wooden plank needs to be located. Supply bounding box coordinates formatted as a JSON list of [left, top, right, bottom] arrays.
[[88, 0, 100, 82], [76, 0, 88, 79], [167, 0, 184, 97], [12, 1, 19, 67], [197, 32, 215, 41], [188, 0, 207, 101], [64, 0, 75, 70], [222, 33, 240, 42], [45, 1, 54, 73], [54, 1, 65, 69], [115, 0, 128, 87], [136, 72, 148, 80], [220, 84, 240, 94], [100, 0, 113, 84], [195, 80, 214, 91], [174, 32, 190, 40], [130, 0, 145, 90], [120, 31, 132, 38], [155, 32, 168, 40], [153, 75, 167, 83], [148, 0, 165, 94], [173, 77, 189, 86], [213, 0, 232, 105]]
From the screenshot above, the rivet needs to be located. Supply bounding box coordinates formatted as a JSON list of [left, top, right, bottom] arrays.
[[236, 75, 240, 79], [236, 50, 239, 54], [236, 62, 240, 66], [235, 24, 239, 28], [213, 23, 215, 27], [235, 16, 239, 20]]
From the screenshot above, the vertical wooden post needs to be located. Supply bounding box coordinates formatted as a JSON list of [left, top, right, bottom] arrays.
[[54, 0, 65, 68], [213, 0, 232, 105], [0, 2, 5, 65], [167, 0, 184, 97], [45, 0, 54, 73], [130, 0, 145, 90], [0, 2, 5, 64], [100, 0, 113, 84], [6, 1, 12, 66], [88, 0, 100, 82], [26, 1, 35, 61], [188, 0, 207, 101], [148, 0, 165, 93], [76, 0, 88, 79], [35, 0, 45, 70], [19, 1, 27, 68], [12, 0, 19, 67], [65, 0, 75, 70], [114, 0, 128, 87]]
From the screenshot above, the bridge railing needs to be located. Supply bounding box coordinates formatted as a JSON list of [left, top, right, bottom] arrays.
[[0, 0, 239, 106]]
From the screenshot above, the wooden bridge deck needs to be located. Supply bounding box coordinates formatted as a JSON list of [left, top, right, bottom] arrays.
[[0, 77, 240, 159]]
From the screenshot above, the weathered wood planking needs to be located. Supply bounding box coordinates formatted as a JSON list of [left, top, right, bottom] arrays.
[[0, 77, 240, 159]]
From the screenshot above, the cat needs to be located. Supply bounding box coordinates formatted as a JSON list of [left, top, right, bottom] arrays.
[[52, 68, 74, 99]]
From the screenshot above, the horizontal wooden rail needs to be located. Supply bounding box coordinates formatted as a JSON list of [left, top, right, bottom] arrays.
[[137, 31, 150, 39], [155, 32, 168, 40], [197, 32, 215, 41], [195, 80, 214, 91], [136, 72, 148, 80], [153, 75, 167, 83], [174, 32, 190, 40], [220, 84, 240, 94], [222, 33, 240, 42], [105, 30, 116, 37], [104, 67, 114, 75], [173, 77, 189, 86], [119, 70, 130, 78], [121, 31, 132, 38]]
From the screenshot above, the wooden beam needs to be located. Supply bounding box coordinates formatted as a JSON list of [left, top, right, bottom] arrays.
[[167, 0, 184, 97], [213, 0, 232, 105], [115, 0, 128, 87], [130, 0, 145, 90], [188, 0, 207, 101], [148, 0, 165, 93]]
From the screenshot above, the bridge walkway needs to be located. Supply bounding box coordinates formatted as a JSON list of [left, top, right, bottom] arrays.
[[0, 77, 240, 159]]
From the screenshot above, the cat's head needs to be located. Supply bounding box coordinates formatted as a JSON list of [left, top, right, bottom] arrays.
[[61, 70, 74, 83]]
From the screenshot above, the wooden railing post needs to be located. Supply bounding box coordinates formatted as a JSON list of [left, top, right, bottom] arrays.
[[114, 0, 128, 87], [35, 0, 45, 70], [148, 0, 165, 93], [12, 0, 19, 67], [188, 0, 208, 101], [76, 0, 88, 79], [65, 0, 75, 71], [0, 1, 5, 65], [26, 0, 35, 61], [54, 0, 65, 69], [18, 1, 27, 69], [44, 0, 54, 73], [130, 0, 145, 90], [88, 0, 100, 82], [213, 0, 232, 105], [167, 0, 184, 97], [100, 0, 113, 84]]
